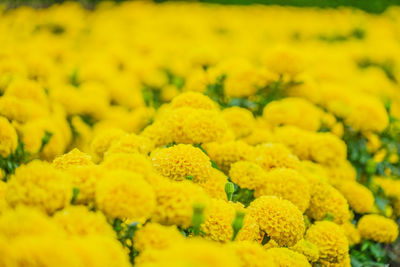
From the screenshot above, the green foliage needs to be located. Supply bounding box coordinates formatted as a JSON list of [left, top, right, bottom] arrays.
[[231, 211, 245, 241], [191, 204, 205, 236], [142, 86, 162, 109], [317, 28, 365, 42], [112, 219, 140, 264], [351, 240, 396, 267], [232, 186, 255, 207], [358, 58, 397, 83]]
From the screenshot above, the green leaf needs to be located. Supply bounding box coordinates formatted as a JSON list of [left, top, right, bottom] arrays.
[[39, 131, 53, 152], [70, 187, 80, 204]]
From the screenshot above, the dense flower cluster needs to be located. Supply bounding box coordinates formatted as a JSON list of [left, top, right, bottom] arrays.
[[0, 2, 400, 266]]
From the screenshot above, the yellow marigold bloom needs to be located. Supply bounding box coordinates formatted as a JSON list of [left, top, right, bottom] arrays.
[[136, 238, 240, 267], [95, 170, 156, 222], [102, 152, 153, 179], [263, 239, 280, 250], [201, 199, 240, 242], [140, 121, 172, 147], [227, 241, 276, 267], [357, 214, 399, 244], [52, 148, 93, 170], [365, 132, 382, 153], [373, 177, 400, 216], [255, 168, 311, 213], [306, 181, 350, 224], [264, 46, 304, 76], [4, 79, 48, 106], [151, 144, 212, 183], [263, 97, 322, 131], [90, 127, 126, 162], [248, 196, 305, 246], [290, 239, 319, 263], [341, 221, 361, 246], [53, 205, 115, 237], [199, 168, 228, 200], [265, 248, 311, 267], [319, 254, 351, 267], [6, 161, 72, 214], [0, 116, 18, 158], [229, 161, 267, 190], [0, 181, 7, 214], [242, 126, 274, 145], [0, 206, 65, 240], [133, 223, 184, 252], [106, 133, 155, 155], [325, 160, 357, 183], [236, 213, 262, 242], [222, 107, 256, 138], [0, 96, 48, 122], [334, 180, 374, 214], [299, 160, 329, 183], [170, 91, 217, 110], [306, 221, 349, 263], [151, 179, 210, 228], [252, 143, 301, 172], [64, 165, 104, 205], [204, 141, 254, 173]]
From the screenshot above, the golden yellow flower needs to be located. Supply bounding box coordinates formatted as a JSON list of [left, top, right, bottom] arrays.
[[229, 161, 267, 190], [0, 116, 18, 158], [358, 214, 399, 244]]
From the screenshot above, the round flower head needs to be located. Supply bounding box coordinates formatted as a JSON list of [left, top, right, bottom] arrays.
[[95, 169, 156, 222], [170, 91, 217, 110], [90, 127, 126, 161], [201, 199, 242, 242], [252, 143, 301, 172], [263, 97, 322, 132], [264, 46, 304, 76], [52, 148, 93, 170], [335, 180, 374, 214], [199, 168, 228, 200], [242, 126, 274, 146], [53, 205, 115, 237], [222, 106, 256, 138], [106, 133, 155, 155], [255, 168, 311, 213], [140, 121, 172, 147], [0, 206, 65, 240], [306, 221, 349, 263], [4, 79, 48, 106], [357, 214, 399, 244], [151, 144, 212, 183], [325, 160, 357, 183], [0, 181, 7, 214], [306, 181, 350, 224], [309, 132, 347, 166], [265, 248, 311, 267], [227, 241, 275, 267], [102, 152, 153, 179], [133, 223, 184, 252], [0, 116, 18, 158], [151, 179, 210, 228], [6, 161, 72, 214], [341, 221, 361, 246], [248, 196, 305, 246], [290, 239, 319, 263], [229, 161, 267, 190], [0, 96, 48, 122], [204, 141, 254, 173]]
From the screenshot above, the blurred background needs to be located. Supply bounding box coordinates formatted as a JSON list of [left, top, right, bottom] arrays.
[[1, 0, 399, 13]]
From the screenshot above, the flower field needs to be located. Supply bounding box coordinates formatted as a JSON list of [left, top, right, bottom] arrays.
[[1, 2, 400, 266]]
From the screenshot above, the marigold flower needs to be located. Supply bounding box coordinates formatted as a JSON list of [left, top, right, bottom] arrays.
[[306, 221, 349, 263], [341, 221, 361, 246], [6, 161, 72, 214], [290, 239, 319, 263], [170, 91, 217, 110], [90, 127, 126, 161], [248, 196, 305, 246], [229, 161, 267, 190], [52, 148, 93, 170], [95, 170, 156, 222], [102, 152, 153, 179], [227, 241, 275, 267], [357, 214, 399, 244], [0, 116, 18, 158], [199, 168, 228, 200], [255, 168, 311, 212], [106, 133, 155, 155], [151, 144, 212, 183], [222, 107, 256, 138], [252, 143, 301, 172], [265, 247, 311, 267], [334, 180, 374, 214]]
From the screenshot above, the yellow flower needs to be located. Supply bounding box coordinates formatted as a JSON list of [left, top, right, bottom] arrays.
[[133, 223, 184, 252], [306, 221, 349, 263], [252, 143, 301, 172], [53, 205, 115, 237], [0, 116, 18, 158], [255, 168, 311, 213], [222, 106, 256, 138], [357, 214, 399, 244], [0, 181, 7, 214], [90, 127, 126, 162], [170, 91, 218, 110], [227, 241, 275, 267], [204, 141, 254, 173], [229, 161, 267, 190], [6, 161, 72, 214], [341, 221, 361, 246], [4, 79, 48, 106], [106, 133, 155, 155], [151, 144, 212, 183], [265, 247, 311, 267], [290, 239, 320, 263], [306, 181, 350, 224], [151, 179, 210, 228], [248, 196, 305, 246], [95, 169, 156, 222], [199, 168, 228, 200], [52, 148, 93, 170], [334, 180, 374, 214], [102, 152, 153, 180], [263, 97, 322, 132]]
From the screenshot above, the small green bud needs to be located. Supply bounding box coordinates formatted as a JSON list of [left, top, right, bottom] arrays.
[[186, 175, 194, 181], [225, 182, 235, 201], [231, 211, 245, 241], [366, 159, 377, 175], [70, 187, 80, 204]]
